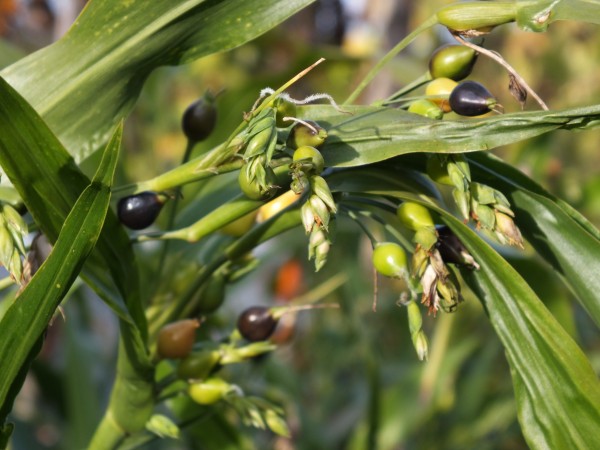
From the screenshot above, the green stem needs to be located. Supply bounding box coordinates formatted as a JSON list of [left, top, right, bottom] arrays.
[[88, 323, 154, 449], [344, 16, 438, 105], [113, 158, 243, 196], [152, 139, 195, 293], [0, 277, 15, 291], [148, 208, 302, 337], [134, 163, 291, 243], [373, 72, 432, 107], [419, 312, 455, 405], [290, 272, 348, 306], [345, 208, 378, 247]]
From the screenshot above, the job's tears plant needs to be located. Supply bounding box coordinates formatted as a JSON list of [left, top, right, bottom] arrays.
[[0, 1, 599, 449]]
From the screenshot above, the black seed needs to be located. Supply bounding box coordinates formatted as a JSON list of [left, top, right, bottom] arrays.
[[449, 81, 496, 116], [182, 98, 217, 142], [237, 306, 278, 342], [117, 191, 164, 230], [436, 225, 477, 269]]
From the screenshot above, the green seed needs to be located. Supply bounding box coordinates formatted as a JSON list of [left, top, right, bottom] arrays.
[[429, 44, 478, 81]]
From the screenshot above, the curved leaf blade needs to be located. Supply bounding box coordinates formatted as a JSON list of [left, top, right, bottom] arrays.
[[468, 153, 600, 327], [321, 168, 600, 449], [1, 0, 315, 161], [0, 76, 139, 326], [297, 104, 600, 167], [445, 216, 600, 450], [0, 126, 120, 424]]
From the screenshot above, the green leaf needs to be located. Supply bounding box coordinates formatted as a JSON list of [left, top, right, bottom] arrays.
[[0, 76, 140, 328], [297, 104, 600, 167], [1, 0, 315, 162], [468, 153, 600, 328], [324, 168, 600, 449], [444, 216, 600, 450], [0, 125, 120, 424]]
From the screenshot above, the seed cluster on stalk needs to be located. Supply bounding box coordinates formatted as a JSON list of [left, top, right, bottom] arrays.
[[403, 45, 523, 249], [426, 154, 524, 248], [287, 121, 336, 271], [397, 202, 467, 316]]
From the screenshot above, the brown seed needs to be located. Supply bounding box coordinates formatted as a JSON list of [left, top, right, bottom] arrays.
[[157, 319, 200, 359]]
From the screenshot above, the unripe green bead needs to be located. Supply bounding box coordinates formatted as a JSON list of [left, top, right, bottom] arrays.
[[372, 242, 408, 278], [429, 45, 478, 81], [188, 378, 231, 405], [426, 156, 452, 185], [287, 120, 327, 149], [293, 146, 325, 174], [177, 349, 221, 380], [397, 202, 435, 231], [269, 98, 297, 128], [408, 99, 444, 120]]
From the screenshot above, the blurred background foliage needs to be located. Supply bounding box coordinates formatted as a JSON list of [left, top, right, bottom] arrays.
[[0, 0, 599, 449]]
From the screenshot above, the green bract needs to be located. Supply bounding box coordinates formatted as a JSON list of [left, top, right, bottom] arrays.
[[238, 165, 277, 201], [372, 242, 408, 278], [436, 2, 517, 32]]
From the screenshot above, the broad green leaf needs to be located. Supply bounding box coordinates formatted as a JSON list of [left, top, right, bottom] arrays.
[[297, 104, 600, 167], [323, 168, 600, 449], [1, 0, 315, 162], [445, 217, 600, 450], [0, 76, 142, 329], [0, 127, 119, 427], [467, 153, 600, 328]]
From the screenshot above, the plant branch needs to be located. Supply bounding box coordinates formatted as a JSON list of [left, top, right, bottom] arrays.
[[452, 33, 548, 110], [345, 16, 437, 105]]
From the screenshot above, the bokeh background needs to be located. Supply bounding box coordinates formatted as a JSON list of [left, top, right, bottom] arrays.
[[1, 1, 599, 449]]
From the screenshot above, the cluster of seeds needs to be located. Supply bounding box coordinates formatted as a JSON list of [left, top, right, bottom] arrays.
[[405, 44, 524, 248], [371, 201, 480, 359]]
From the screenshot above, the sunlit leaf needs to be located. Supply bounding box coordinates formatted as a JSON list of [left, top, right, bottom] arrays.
[[0, 0, 315, 162], [324, 168, 600, 449], [297, 104, 600, 167], [445, 216, 600, 450]]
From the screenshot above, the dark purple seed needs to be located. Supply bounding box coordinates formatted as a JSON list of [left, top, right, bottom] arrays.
[[117, 191, 165, 230], [449, 81, 497, 116], [237, 306, 278, 342]]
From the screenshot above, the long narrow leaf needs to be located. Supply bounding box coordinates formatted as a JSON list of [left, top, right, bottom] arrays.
[[0, 125, 120, 427], [468, 153, 600, 327], [444, 216, 600, 450], [0, 76, 144, 330], [1, 0, 314, 162], [297, 104, 600, 167], [324, 168, 600, 449]]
